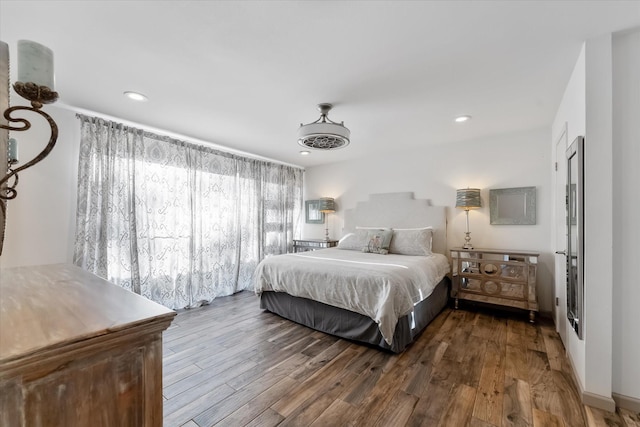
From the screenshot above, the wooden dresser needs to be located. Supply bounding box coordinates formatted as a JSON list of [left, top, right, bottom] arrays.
[[0, 264, 176, 426], [450, 248, 539, 322]]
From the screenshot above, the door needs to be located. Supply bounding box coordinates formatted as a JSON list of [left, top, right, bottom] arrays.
[[554, 124, 568, 343]]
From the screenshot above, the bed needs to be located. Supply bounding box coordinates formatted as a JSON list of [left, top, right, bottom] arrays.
[[254, 192, 450, 353]]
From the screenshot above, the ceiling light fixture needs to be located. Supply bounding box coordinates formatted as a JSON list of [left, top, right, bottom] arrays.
[[298, 103, 350, 150], [124, 91, 148, 102], [455, 115, 471, 123], [299, 150, 310, 156]]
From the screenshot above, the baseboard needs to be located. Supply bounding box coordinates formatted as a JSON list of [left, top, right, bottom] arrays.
[[582, 391, 616, 412], [565, 348, 617, 412], [612, 392, 640, 412], [539, 309, 553, 319]]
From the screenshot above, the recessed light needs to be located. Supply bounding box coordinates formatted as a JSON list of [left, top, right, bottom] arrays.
[[299, 150, 310, 156], [124, 91, 148, 102], [455, 115, 471, 123]]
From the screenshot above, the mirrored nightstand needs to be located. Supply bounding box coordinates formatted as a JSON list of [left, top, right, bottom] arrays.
[[293, 239, 338, 253]]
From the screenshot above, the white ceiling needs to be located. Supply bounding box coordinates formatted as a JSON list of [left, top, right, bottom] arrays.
[[1, 1, 639, 168]]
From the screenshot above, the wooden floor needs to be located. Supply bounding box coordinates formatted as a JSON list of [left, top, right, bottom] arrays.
[[162, 291, 639, 427]]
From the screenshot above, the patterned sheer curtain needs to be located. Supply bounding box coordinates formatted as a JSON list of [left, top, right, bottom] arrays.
[[74, 115, 303, 309]]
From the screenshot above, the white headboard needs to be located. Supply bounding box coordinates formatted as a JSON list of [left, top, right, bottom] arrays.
[[343, 192, 448, 255]]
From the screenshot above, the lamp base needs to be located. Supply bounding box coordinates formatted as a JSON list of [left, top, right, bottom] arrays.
[[463, 232, 473, 249]]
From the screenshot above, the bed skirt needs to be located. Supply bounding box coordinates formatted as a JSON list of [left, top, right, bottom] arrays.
[[259, 276, 450, 353]]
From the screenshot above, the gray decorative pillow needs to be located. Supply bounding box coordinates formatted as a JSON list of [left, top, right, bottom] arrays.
[[389, 227, 433, 256], [337, 230, 370, 250], [362, 229, 393, 255]]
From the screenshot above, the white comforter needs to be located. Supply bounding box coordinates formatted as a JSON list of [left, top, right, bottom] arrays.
[[254, 248, 450, 344]]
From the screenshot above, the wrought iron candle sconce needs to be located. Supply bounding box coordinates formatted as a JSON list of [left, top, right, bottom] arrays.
[[0, 40, 59, 256], [1, 72, 59, 200]]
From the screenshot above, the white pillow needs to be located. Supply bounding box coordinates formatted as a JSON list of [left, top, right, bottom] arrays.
[[389, 227, 433, 256], [337, 230, 369, 250]]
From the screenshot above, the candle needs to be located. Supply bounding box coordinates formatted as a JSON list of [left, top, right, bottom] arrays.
[[8, 138, 18, 163], [17, 40, 54, 89]]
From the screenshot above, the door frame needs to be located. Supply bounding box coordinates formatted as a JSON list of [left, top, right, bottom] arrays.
[[553, 122, 568, 344]]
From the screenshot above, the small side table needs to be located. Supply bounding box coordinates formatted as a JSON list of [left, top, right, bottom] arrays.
[[293, 238, 338, 253], [450, 247, 539, 322]]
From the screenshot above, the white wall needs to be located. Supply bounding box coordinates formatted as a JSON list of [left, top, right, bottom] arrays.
[[583, 32, 614, 402], [551, 28, 640, 410], [304, 127, 555, 313], [1, 104, 79, 268], [551, 44, 587, 395], [612, 28, 640, 404]]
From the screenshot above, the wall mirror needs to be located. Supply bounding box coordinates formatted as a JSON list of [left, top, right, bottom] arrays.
[[566, 136, 584, 339], [305, 200, 325, 224], [489, 186, 536, 225]]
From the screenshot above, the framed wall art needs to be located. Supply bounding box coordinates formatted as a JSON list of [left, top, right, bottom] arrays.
[[305, 200, 325, 224]]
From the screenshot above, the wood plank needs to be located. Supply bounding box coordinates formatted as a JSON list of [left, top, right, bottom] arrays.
[[242, 408, 284, 427], [405, 381, 454, 427], [551, 369, 587, 427], [163, 384, 236, 427], [225, 351, 310, 391], [163, 353, 257, 399], [472, 312, 507, 346], [527, 349, 561, 415], [584, 405, 625, 427], [212, 376, 297, 427], [341, 352, 387, 405], [469, 417, 499, 427], [502, 376, 533, 427], [532, 408, 565, 427], [277, 369, 358, 427], [618, 408, 640, 427], [524, 323, 546, 352], [345, 351, 423, 425], [473, 340, 505, 425], [272, 348, 360, 417], [438, 383, 477, 427], [289, 339, 353, 381], [541, 324, 566, 371], [434, 308, 469, 342], [507, 317, 528, 347], [191, 373, 289, 426], [371, 390, 418, 427], [402, 340, 447, 397], [458, 334, 488, 388], [310, 399, 355, 427], [505, 344, 529, 381]]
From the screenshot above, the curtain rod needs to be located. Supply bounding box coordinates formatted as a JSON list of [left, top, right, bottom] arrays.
[[56, 102, 306, 170]]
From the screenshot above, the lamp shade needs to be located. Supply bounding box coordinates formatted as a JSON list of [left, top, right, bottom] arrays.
[[456, 188, 481, 210], [318, 197, 336, 213]]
